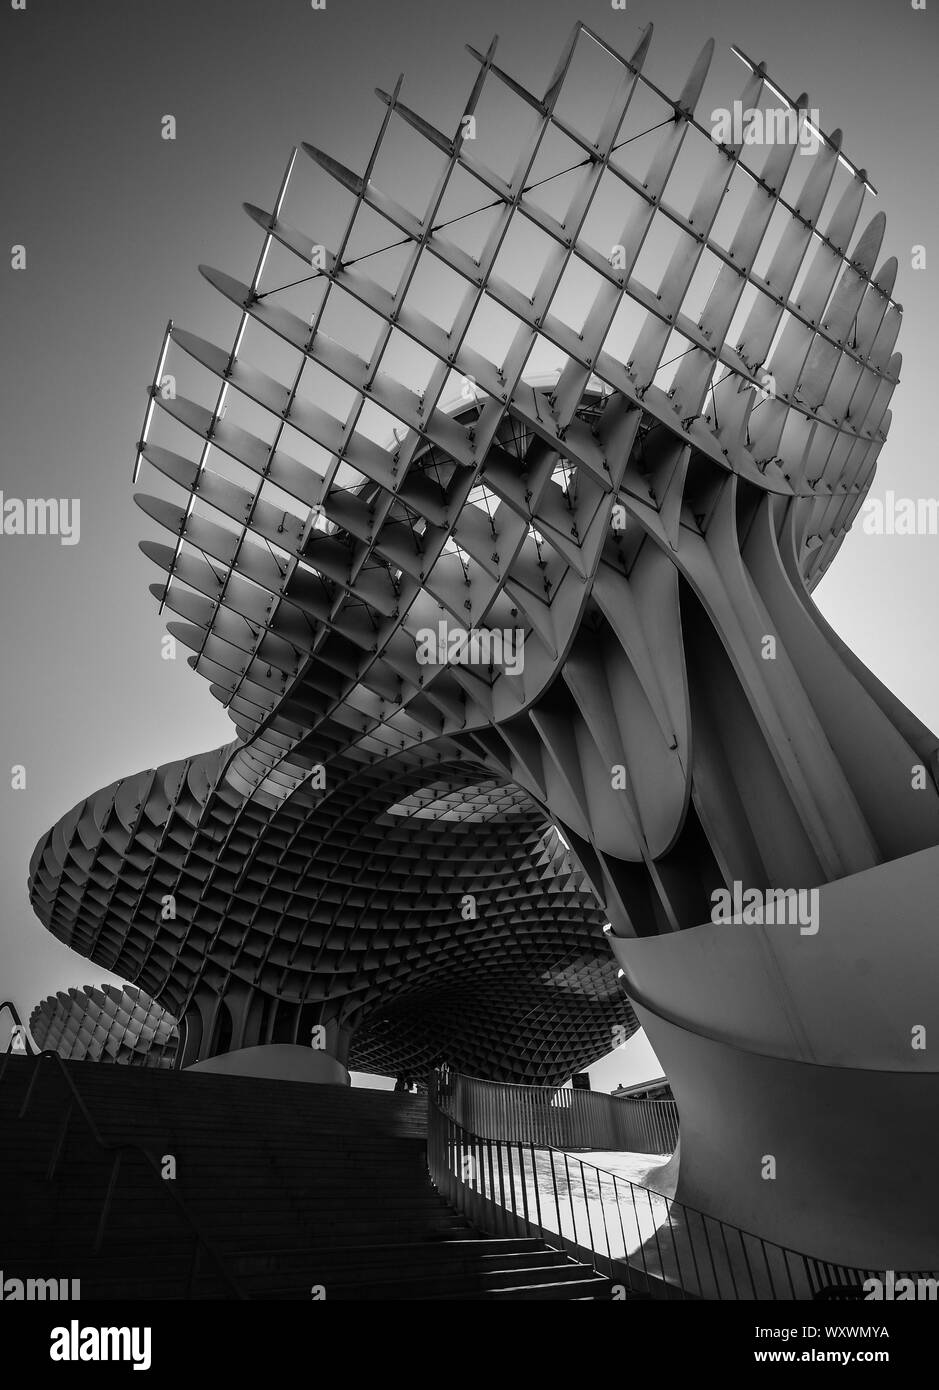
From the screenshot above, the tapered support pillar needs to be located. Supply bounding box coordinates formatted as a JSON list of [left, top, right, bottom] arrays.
[[609, 845, 939, 1269], [181, 989, 354, 1084]]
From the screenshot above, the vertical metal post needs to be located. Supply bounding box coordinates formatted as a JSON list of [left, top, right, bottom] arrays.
[[46, 1102, 72, 1181], [93, 1150, 123, 1254], [530, 1142, 543, 1240]]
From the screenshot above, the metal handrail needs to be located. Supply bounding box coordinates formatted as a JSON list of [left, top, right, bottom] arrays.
[[2, 1046, 247, 1299], [0, 999, 39, 1057], [438, 1068, 679, 1155], [426, 1071, 937, 1301]]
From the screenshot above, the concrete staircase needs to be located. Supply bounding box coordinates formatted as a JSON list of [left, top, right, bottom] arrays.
[[0, 1056, 614, 1300]]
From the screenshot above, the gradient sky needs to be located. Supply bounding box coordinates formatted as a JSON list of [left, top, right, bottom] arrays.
[[2, 0, 936, 1092]]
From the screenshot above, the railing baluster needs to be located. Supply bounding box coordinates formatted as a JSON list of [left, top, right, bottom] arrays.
[[530, 1142, 543, 1240], [518, 1142, 531, 1235], [94, 1150, 122, 1254], [496, 1141, 507, 1236], [662, 1195, 687, 1299], [683, 1207, 705, 1299], [718, 1220, 739, 1299], [423, 1067, 935, 1303], [612, 1174, 629, 1287], [46, 1102, 73, 1182], [548, 1147, 562, 1244], [738, 1228, 759, 1299], [598, 1169, 613, 1277], [625, 1177, 652, 1296], [781, 1248, 800, 1301], [580, 1161, 596, 1270], [646, 1186, 669, 1290], [759, 1238, 777, 1301], [485, 1134, 496, 1224], [699, 1215, 722, 1301], [563, 1151, 577, 1250], [18, 1053, 45, 1119], [506, 1142, 518, 1230]]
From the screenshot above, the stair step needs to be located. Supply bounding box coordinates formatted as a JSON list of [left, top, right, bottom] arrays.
[[0, 1058, 603, 1300], [433, 1277, 614, 1301]]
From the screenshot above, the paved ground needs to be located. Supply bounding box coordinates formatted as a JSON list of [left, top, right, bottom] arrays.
[[574, 1150, 673, 1194]]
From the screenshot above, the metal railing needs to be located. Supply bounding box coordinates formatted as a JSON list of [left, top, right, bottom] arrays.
[[427, 1071, 936, 1301], [0, 1020, 246, 1300], [0, 999, 38, 1057], [439, 1069, 679, 1155]]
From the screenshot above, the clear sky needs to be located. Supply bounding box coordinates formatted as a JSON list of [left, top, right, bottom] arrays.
[[2, 0, 936, 1092]]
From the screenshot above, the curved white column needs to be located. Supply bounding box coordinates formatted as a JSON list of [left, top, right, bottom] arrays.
[[610, 845, 939, 1268]]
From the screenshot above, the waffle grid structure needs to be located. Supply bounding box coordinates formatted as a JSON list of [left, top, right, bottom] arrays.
[[28, 985, 179, 1070], [28, 21, 939, 1082]]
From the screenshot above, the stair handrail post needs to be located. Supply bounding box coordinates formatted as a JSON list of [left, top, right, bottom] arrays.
[[0, 1000, 39, 1059], [10, 1048, 247, 1299], [94, 1149, 123, 1254], [46, 1100, 73, 1182]]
